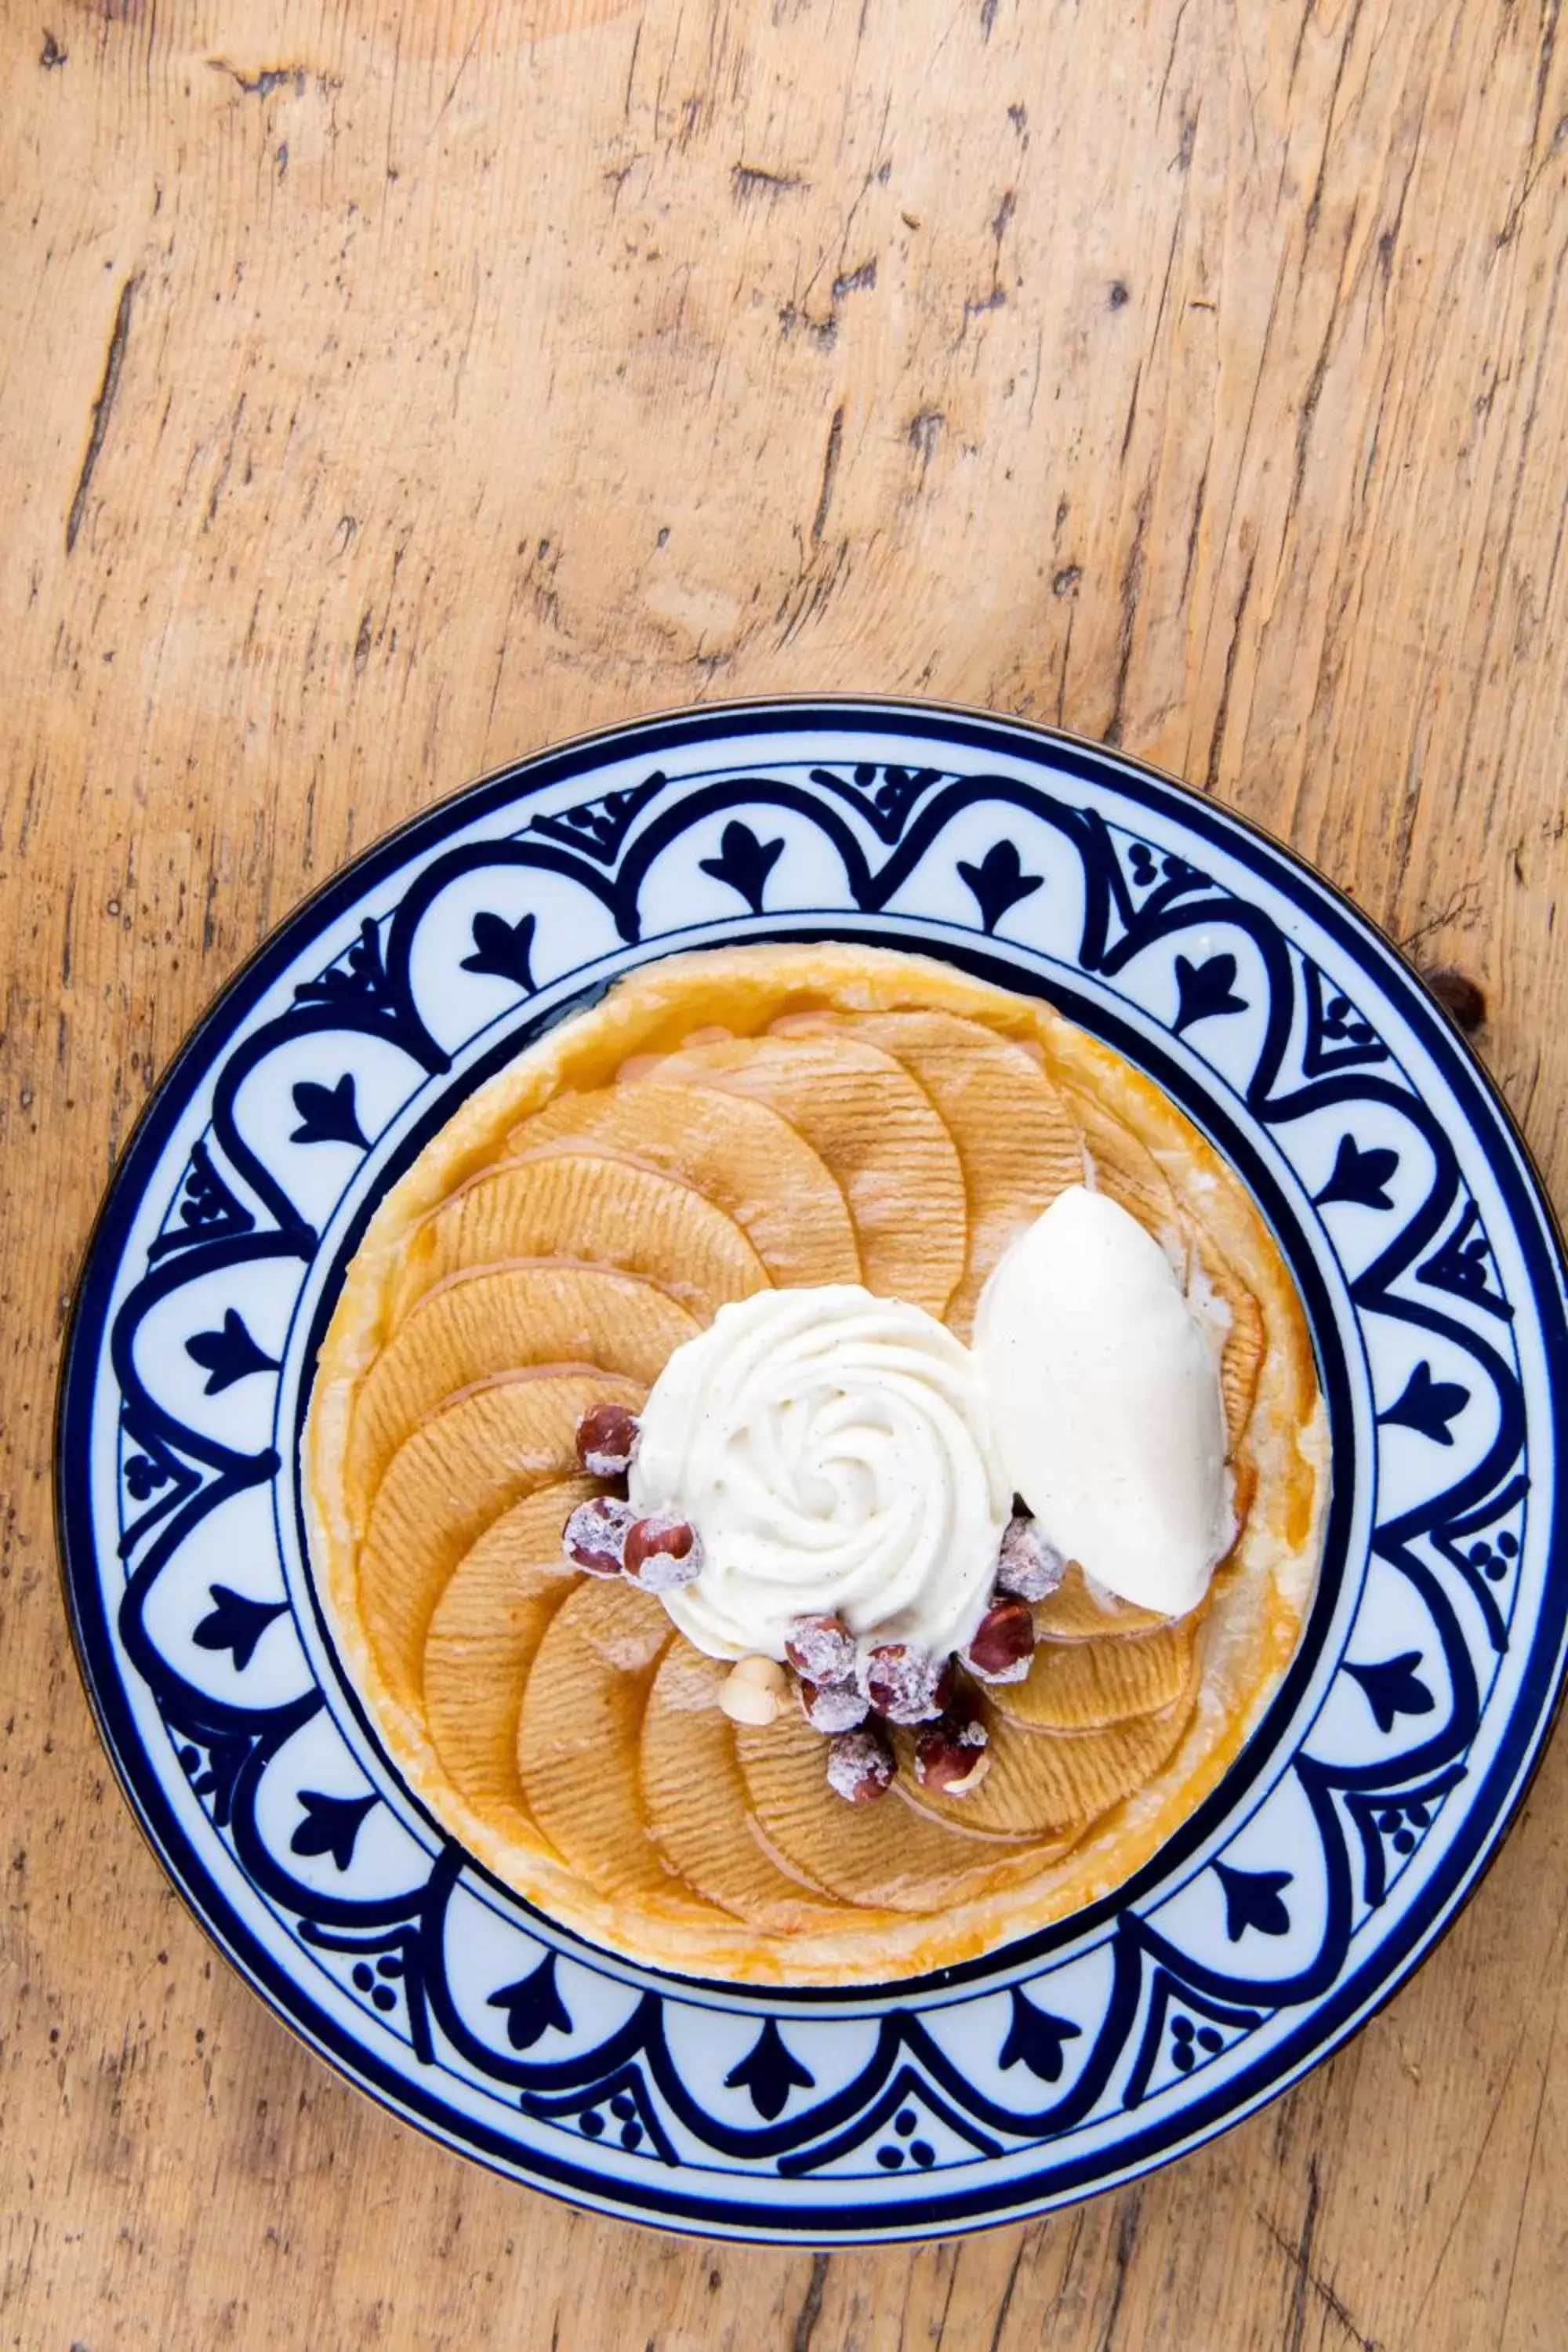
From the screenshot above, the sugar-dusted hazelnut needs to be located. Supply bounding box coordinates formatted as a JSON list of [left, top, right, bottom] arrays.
[[914, 1712, 992, 1795], [826, 1725, 895, 1805], [622, 1514, 702, 1592], [856, 1642, 945, 1724], [799, 1678, 870, 1734], [574, 1400, 641, 1479], [562, 1494, 635, 1577], [995, 1514, 1066, 1603], [784, 1612, 857, 1686], [962, 1596, 1036, 1685]]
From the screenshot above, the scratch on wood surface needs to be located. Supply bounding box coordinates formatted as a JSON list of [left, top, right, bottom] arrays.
[[1304, 0, 1367, 241], [1495, 0, 1565, 245], [1284, 209, 1359, 543], [907, 407, 946, 481], [1104, 488, 1150, 746], [1203, 546, 1256, 790], [207, 59, 336, 100], [790, 2252, 828, 2352], [1497, 1981, 1563, 2350], [430, 13, 485, 135], [831, 258, 877, 299], [1262, 2161, 1380, 2352], [1283, 2157, 1321, 2352], [985, 2234, 1026, 2350], [732, 161, 809, 201], [1180, 459, 1209, 601], [1397, 881, 1483, 954], [65, 276, 136, 555], [1095, 2189, 1142, 2351], [957, 284, 1007, 345], [811, 405, 844, 544], [1119, 358, 1143, 463], [204, 394, 248, 531]]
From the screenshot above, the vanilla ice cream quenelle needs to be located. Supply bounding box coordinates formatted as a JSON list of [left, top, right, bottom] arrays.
[[972, 1185, 1234, 1615], [629, 1185, 1234, 1650]]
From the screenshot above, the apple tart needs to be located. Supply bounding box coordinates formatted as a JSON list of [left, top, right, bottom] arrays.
[[306, 942, 1326, 1984]]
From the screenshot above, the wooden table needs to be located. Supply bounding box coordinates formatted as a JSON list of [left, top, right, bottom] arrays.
[[5, 2, 1566, 2344]]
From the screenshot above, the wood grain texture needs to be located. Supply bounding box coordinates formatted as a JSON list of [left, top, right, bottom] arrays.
[[3, 0, 1566, 2344]]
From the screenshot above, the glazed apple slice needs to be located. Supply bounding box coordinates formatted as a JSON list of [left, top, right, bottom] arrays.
[[1030, 1563, 1173, 1642], [733, 1706, 1047, 1913], [419, 1475, 596, 1853], [388, 1151, 770, 1325], [986, 1620, 1197, 1733], [346, 1262, 698, 1522], [643, 1032, 966, 1316], [517, 1580, 717, 1922], [507, 1082, 862, 1290], [358, 1369, 641, 1713], [640, 1646, 877, 1933], [820, 1010, 1086, 1340], [895, 1678, 1197, 1838]]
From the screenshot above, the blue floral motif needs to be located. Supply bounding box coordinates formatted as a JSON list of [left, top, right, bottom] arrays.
[[956, 837, 1044, 931], [998, 1988, 1083, 2082], [1315, 1134, 1399, 1210], [724, 2019, 816, 2119], [192, 1584, 289, 1670], [461, 909, 538, 989], [290, 1073, 368, 1149], [529, 776, 666, 864], [1213, 1863, 1293, 1942], [699, 819, 786, 913], [488, 1951, 572, 2050], [1343, 1653, 1437, 1735], [291, 1789, 378, 1871], [1378, 1362, 1469, 1446], [185, 1308, 278, 1394], [1171, 950, 1248, 1033], [56, 710, 1567, 2241]]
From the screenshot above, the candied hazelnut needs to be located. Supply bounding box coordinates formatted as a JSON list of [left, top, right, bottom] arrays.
[[826, 1725, 894, 1805], [575, 1401, 640, 1479], [563, 1494, 635, 1577], [963, 1597, 1036, 1684], [996, 1515, 1065, 1603], [784, 1612, 857, 1685], [800, 1678, 870, 1734], [914, 1713, 992, 1796], [622, 1514, 702, 1592], [857, 1642, 945, 1724]]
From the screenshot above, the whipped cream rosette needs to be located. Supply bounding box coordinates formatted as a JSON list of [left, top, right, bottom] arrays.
[[630, 1285, 1011, 1665]]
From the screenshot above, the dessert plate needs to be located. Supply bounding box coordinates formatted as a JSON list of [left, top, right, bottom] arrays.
[[56, 700, 1568, 2241]]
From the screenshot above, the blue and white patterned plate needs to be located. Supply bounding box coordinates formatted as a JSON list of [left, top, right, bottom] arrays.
[[57, 701, 1568, 2241]]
